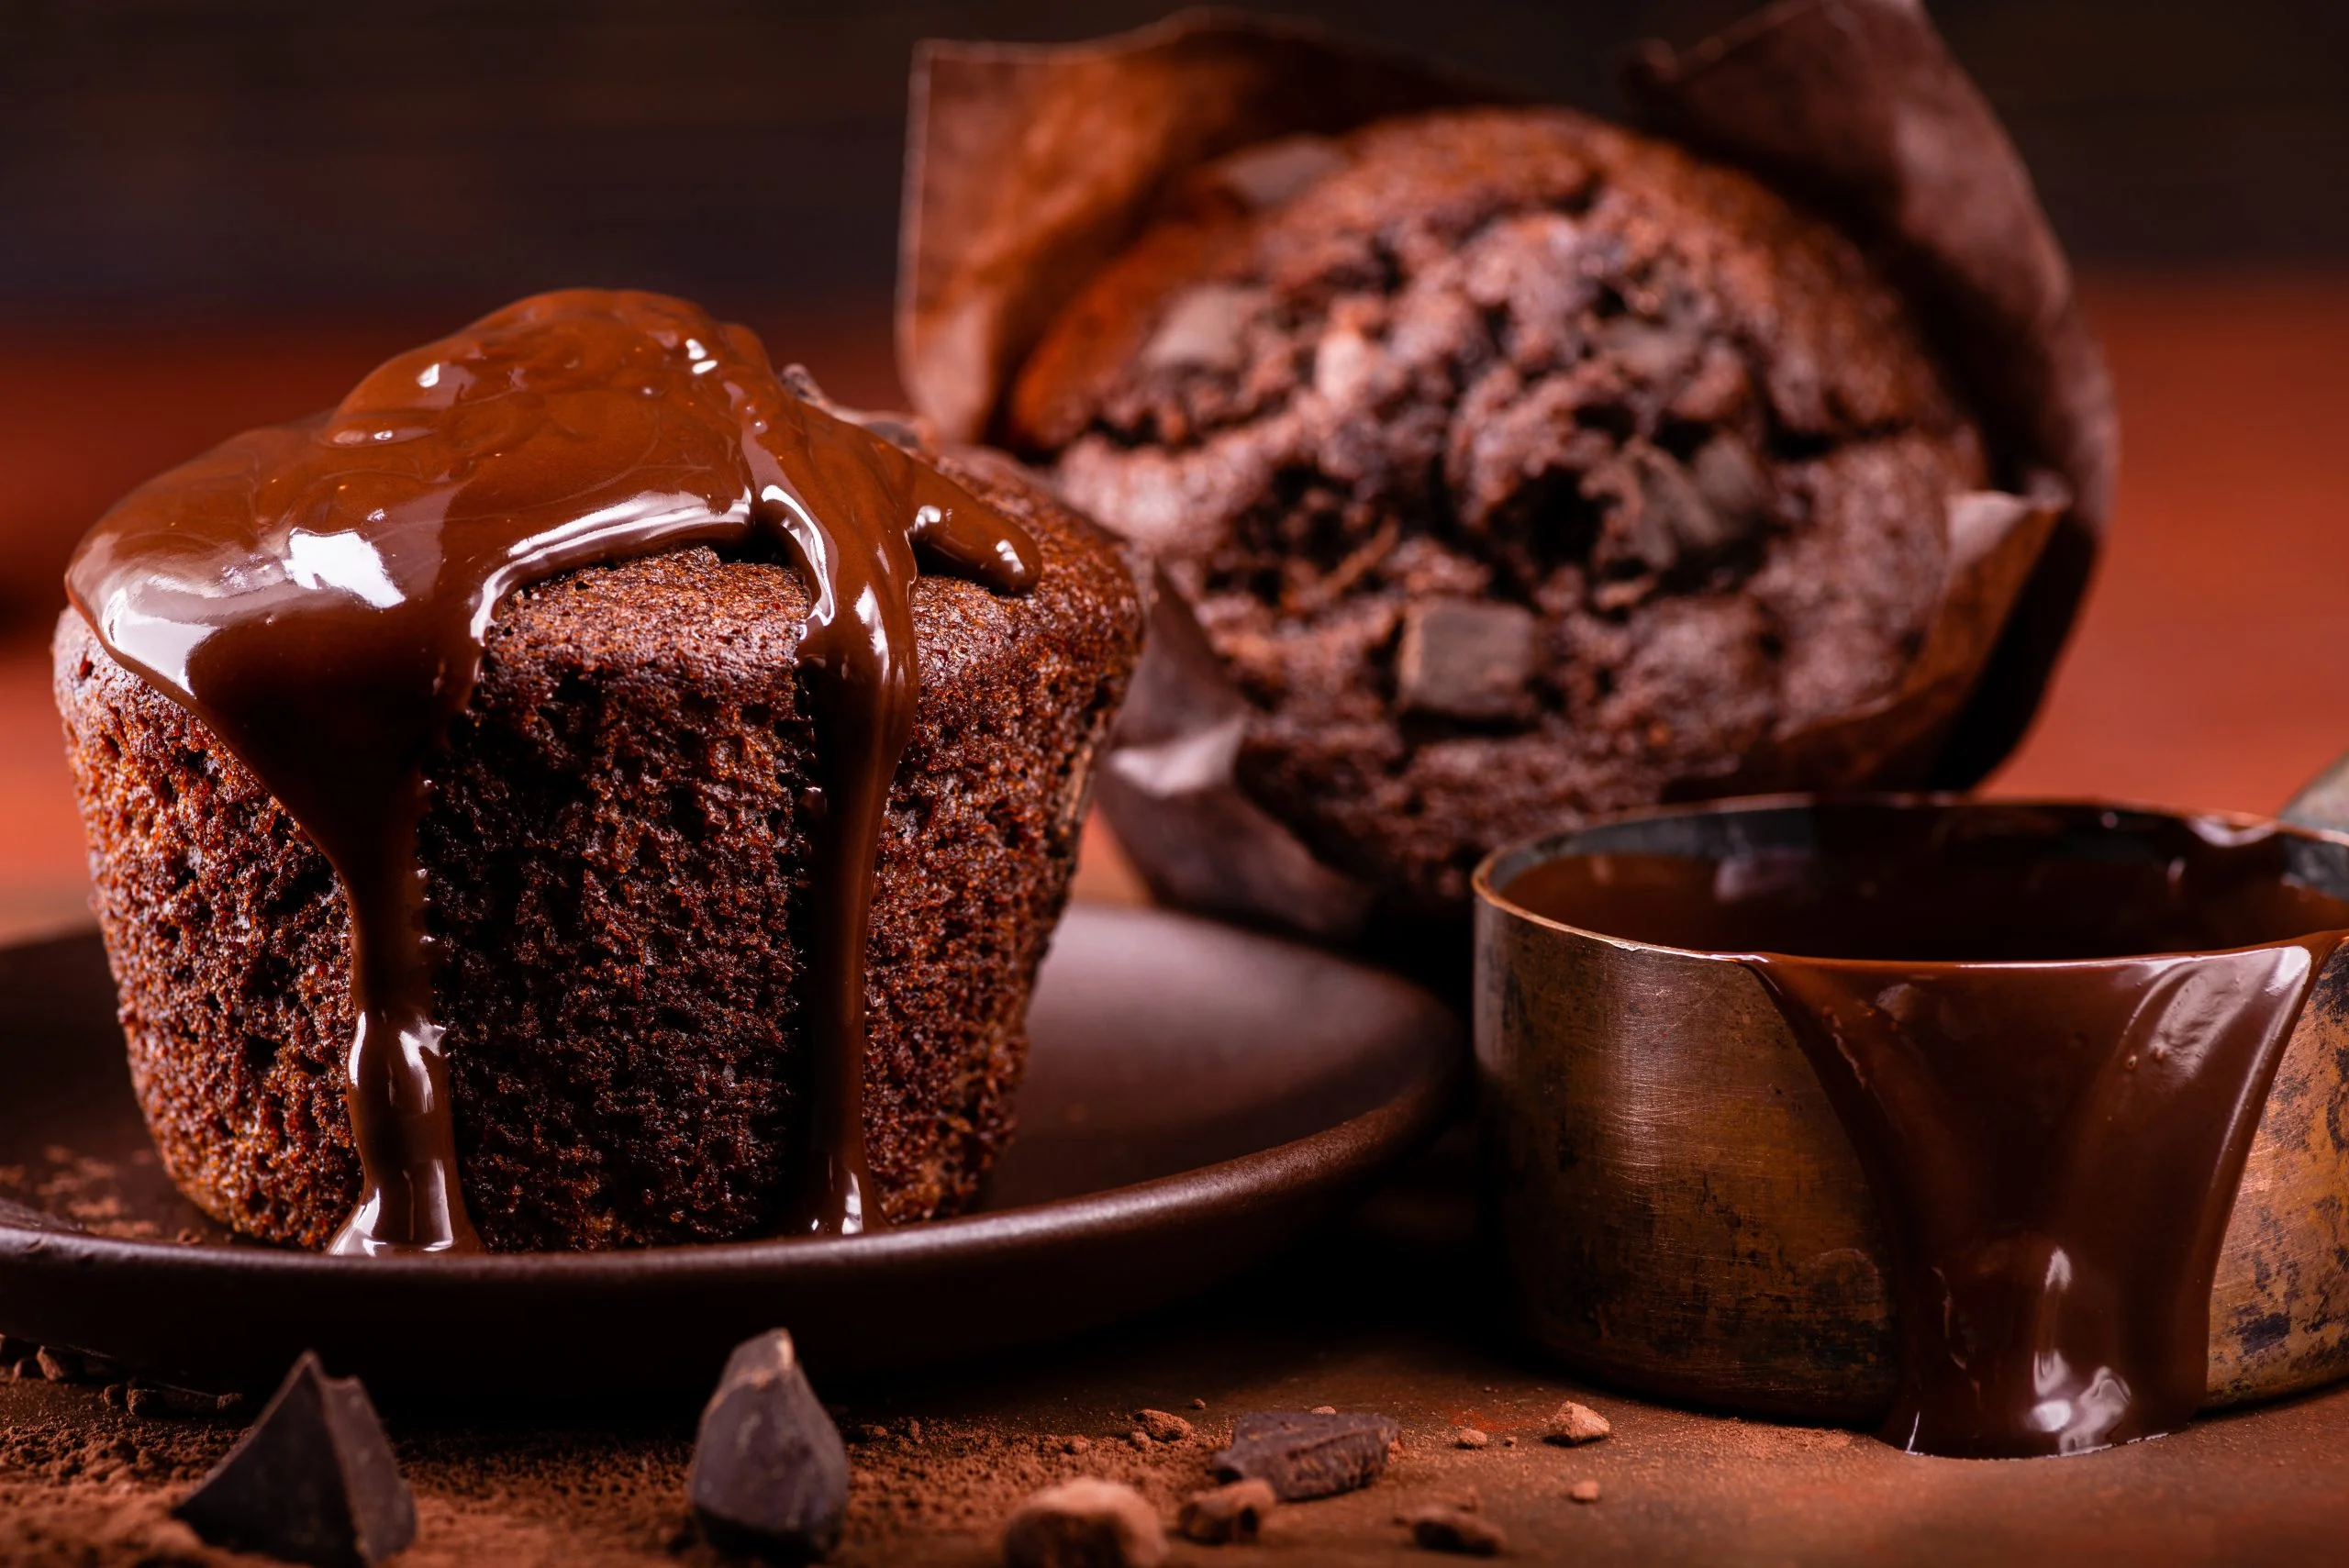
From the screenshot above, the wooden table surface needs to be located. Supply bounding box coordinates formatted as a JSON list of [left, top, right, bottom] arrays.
[[7, 1139, 2348, 1567], [4, 278, 2349, 1563]]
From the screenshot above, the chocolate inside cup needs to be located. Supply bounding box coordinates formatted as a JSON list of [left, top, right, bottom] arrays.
[[1488, 800, 2349, 1458], [1503, 802, 2349, 962]]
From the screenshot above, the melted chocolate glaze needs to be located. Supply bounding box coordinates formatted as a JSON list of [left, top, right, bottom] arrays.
[[64, 289, 1040, 1252], [1505, 806, 2349, 1457]]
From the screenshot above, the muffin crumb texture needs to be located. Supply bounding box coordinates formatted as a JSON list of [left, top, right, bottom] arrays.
[[55, 454, 1141, 1250], [1012, 108, 1987, 926]]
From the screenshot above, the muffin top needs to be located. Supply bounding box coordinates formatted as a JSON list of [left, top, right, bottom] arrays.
[[1009, 107, 1988, 922]]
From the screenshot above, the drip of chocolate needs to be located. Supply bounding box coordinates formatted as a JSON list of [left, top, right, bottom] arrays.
[[1505, 810, 2349, 1457], [65, 289, 1040, 1251]]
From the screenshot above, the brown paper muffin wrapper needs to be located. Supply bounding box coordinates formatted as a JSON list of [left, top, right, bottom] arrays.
[[899, 2, 2116, 943]]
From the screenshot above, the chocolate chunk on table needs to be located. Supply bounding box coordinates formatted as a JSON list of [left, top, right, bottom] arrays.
[[686, 1329, 849, 1562], [1543, 1401, 1611, 1445], [1211, 1408, 1400, 1500], [173, 1352, 416, 1568], [1179, 1479, 1276, 1544], [1003, 1477, 1168, 1568], [1403, 1503, 1507, 1555], [1133, 1407, 1194, 1443], [128, 1382, 243, 1419]]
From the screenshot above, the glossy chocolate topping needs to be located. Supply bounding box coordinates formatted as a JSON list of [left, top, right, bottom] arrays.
[[1505, 808, 2349, 1457], [64, 289, 1041, 1252]]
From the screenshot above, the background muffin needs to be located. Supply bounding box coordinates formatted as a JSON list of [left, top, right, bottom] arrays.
[[1008, 107, 1987, 937], [55, 447, 1141, 1251]]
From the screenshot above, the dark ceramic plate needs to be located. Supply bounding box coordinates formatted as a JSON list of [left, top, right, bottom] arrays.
[[0, 904, 1460, 1397]]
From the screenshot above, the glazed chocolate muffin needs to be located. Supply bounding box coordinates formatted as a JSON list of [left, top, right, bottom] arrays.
[[1008, 107, 1987, 933], [55, 440, 1141, 1251]]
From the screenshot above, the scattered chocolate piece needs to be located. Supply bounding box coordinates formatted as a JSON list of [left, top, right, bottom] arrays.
[[30, 1346, 124, 1385], [1190, 1398, 1208, 1410], [129, 1383, 243, 1419], [1453, 1429, 1489, 1451], [1542, 1402, 1611, 1446], [36, 1346, 110, 1385], [1211, 1410, 1399, 1501], [855, 1423, 889, 1444], [1569, 1479, 1602, 1505], [35, 1347, 80, 1383], [1500, 1435, 1517, 1449], [1404, 1506, 1507, 1556], [103, 1383, 128, 1409], [1178, 1479, 1276, 1545], [1135, 1409, 1194, 1443], [1309, 1405, 1338, 1417], [173, 1351, 416, 1568], [1063, 1436, 1093, 1455], [1003, 1477, 1168, 1568], [1395, 601, 1538, 721], [685, 1329, 849, 1564]]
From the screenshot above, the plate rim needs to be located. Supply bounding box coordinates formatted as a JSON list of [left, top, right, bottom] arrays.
[[0, 913, 1464, 1285]]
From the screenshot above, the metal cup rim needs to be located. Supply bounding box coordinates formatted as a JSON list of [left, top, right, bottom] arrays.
[[1471, 791, 2349, 968]]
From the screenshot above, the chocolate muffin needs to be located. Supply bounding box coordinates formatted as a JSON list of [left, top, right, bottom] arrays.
[[1007, 107, 1988, 935], [55, 438, 1141, 1251]]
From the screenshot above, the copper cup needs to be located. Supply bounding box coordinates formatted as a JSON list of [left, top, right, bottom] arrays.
[[1472, 793, 2349, 1424]]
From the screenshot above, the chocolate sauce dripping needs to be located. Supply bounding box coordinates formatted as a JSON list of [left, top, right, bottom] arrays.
[[1505, 812, 2349, 1457], [1749, 940, 2335, 1457], [64, 290, 1039, 1251]]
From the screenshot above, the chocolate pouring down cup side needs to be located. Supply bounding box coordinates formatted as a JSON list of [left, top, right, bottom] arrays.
[[895, 3, 2118, 949], [1471, 795, 2349, 1431]]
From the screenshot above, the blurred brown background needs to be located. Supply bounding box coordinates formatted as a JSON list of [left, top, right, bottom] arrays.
[[4, 0, 2347, 934]]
